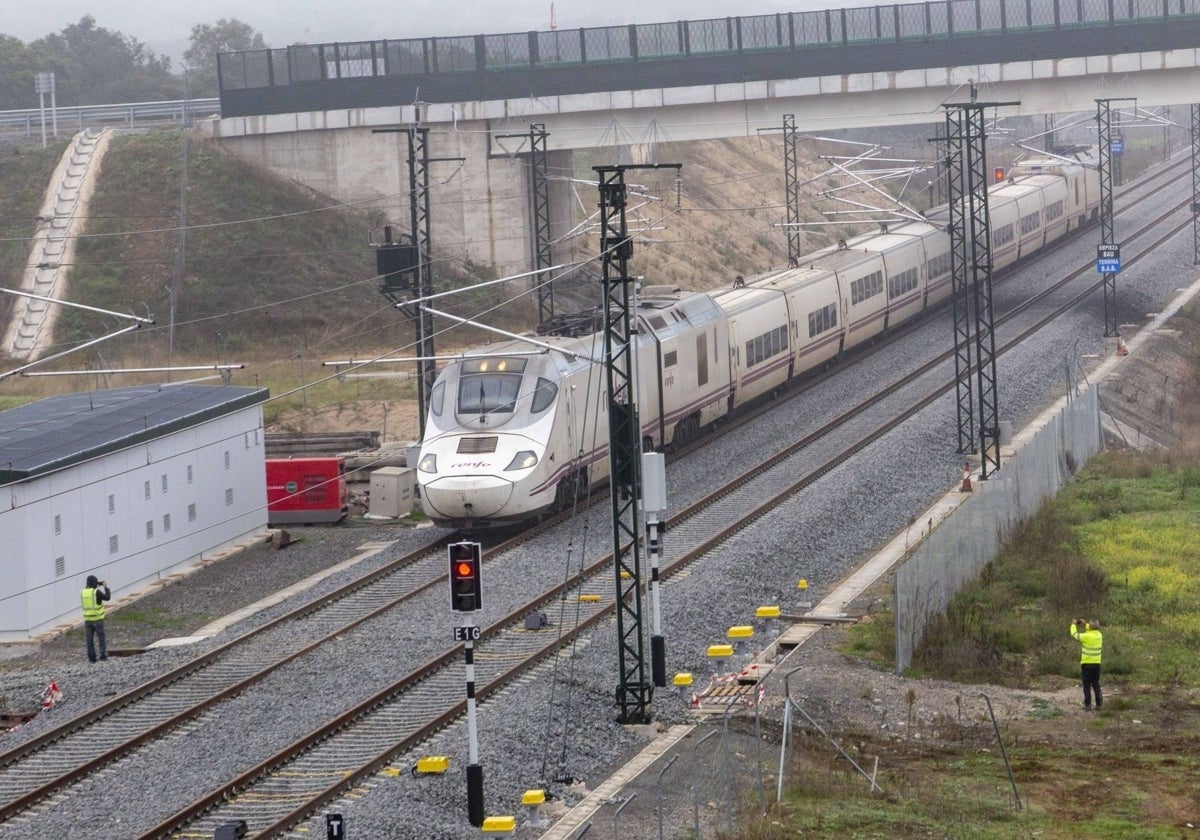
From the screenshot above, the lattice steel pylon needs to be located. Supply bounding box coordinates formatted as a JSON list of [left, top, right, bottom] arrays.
[[943, 109, 975, 456], [595, 162, 680, 725], [407, 124, 437, 432], [783, 114, 802, 267], [530, 124, 556, 324], [945, 92, 1017, 479], [1096, 98, 1133, 338], [1192, 104, 1200, 265]]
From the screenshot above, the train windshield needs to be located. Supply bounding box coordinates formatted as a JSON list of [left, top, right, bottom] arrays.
[[457, 358, 528, 414]]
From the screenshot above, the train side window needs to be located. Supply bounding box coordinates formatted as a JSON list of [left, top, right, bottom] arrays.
[[530, 378, 558, 413], [430, 381, 445, 417], [664, 350, 678, 367], [697, 333, 709, 386]]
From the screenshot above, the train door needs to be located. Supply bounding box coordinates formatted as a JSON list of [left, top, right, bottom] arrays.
[[726, 320, 739, 409]]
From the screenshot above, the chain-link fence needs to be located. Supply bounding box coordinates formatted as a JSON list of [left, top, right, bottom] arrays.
[[894, 385, 1101, 671]]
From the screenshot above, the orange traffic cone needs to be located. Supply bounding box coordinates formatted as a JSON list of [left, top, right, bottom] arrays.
[[961, 462, 973, 492], [1116, 336, 1128, 356]]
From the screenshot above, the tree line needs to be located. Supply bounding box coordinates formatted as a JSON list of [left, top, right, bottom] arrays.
[[0, 17, 266, 109]]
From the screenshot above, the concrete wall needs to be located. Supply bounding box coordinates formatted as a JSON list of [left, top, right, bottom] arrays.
[[0, 406, 268, 641], [210, 124, 576, 281]]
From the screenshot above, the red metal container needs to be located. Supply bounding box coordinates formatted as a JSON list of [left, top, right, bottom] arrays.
[[265, 457, 348, 525]]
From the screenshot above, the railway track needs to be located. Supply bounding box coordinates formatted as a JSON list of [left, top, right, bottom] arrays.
[[134, 172, 1199, 838], [0, 156, 1189, 838]]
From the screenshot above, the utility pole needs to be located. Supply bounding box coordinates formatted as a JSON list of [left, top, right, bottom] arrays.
[[496, 124, 556, 325], [944, 85, 1018, 479], [1192, 104, 1200, 265], [1097, 98, 1135, 339], [783, 114, 802, 267], [373, 114, 463, 436], [595, 162, 680, 725]]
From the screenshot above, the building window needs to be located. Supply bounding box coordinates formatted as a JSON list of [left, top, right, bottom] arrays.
[[163, 513, 172, 532], [225, 488, 234, 506], [55, 556, 66, 577], [109, 535, 119, 554], [54, 514, 62, 536], [187, 464, 194, 484], [188, 503, 197, 522], [144, 480, 151, 500], [145, 520, 154, 539], [161, 474, 169, 493], [224, 451, 231, 470], [108, 494, 115, 514]]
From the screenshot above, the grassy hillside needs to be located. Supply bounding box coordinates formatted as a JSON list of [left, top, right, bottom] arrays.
[[0, 140, 73, 326]]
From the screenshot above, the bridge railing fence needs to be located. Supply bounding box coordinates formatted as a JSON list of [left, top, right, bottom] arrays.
[[217, 0, 1200, 93]]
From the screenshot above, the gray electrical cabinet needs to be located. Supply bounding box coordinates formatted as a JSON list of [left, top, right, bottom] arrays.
[[370, 466, 415, 518]]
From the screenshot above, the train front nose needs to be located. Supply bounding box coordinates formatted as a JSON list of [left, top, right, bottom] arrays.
[[421, 475, 514, 519]]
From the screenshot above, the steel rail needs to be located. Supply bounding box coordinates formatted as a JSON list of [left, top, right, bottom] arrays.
[[138, 178, 1195, 840]]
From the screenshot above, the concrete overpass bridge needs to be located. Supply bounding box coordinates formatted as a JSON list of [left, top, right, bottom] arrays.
[[202, 0, 1200, 274]]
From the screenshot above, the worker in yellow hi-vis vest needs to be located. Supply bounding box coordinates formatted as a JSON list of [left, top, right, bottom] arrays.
[[81, 575, 112, 663], [1070, 618, 1103, 710]]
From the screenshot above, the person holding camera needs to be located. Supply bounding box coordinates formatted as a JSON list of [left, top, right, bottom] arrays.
[[81, 575, 111, 663], [1070, 617, 1103, 710]]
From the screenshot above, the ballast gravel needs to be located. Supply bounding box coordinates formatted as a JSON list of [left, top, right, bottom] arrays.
[[1, 157, 1196, 839]]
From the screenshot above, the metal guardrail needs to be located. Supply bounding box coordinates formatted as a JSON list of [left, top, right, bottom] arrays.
[[0, 98, 221, 136], [218, 0, 1200, 92]]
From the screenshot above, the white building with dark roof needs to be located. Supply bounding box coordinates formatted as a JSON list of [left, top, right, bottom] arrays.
[[0, 384, 269, 641]]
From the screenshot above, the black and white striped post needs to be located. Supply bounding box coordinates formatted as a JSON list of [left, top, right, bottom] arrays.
[[463, 614, 484, 827], [448, 542, 485, 826]]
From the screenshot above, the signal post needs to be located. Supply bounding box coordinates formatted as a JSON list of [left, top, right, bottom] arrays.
[[448, 541, 485, 827]]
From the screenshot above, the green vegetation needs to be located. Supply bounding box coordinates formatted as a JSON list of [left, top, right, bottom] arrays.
[[732, 449, 1200, 838], [861, 451, 1200, 691], [0, 141, 71, 326]]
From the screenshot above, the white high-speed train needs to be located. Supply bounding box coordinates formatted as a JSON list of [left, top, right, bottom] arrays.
[[416, 149, 1100, 527]]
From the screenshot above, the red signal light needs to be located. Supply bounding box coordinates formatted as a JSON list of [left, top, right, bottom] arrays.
[[994, 167, 1005, 182], [448, 542, 483, 612]]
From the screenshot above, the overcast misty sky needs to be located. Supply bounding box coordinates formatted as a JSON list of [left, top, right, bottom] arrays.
[[4, 1, 867, 62]]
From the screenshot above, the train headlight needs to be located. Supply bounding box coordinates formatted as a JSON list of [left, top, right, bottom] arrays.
[[418, 453, 437, 473], [504, 450, 538, 471]]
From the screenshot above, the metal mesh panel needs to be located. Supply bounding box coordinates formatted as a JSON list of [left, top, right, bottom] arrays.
[[579, 721, 762, 839], [536, 29, 582, 65], [270, 49, 290, 86], [877, 8, 898, 38], [637, 22, 683, 58], [979, 0, 1006, 29], [1004, 0, 1032, 28], [1168, 0, 1200, 14], [928, 2, 952, 34], [218, 53, 248, 90], [333, 42, 380, 79], [1128, 0, 1160, 17], [433, 36, 477, 73], [688, 19, 732, 54], [386, 40, 428, 75], [845, 6, 879, 40], [899, 3, 930, 36], [1030, 0, 1058, 26], [584, 25, 633, 61], [894, 387, 1100, 672], [289, 46, 324, 82], [792, 11, 832, 44], [1080, 0, 1111, 22], [950, 0, 981, 32], [741, 15, 785, 50], [484, 32, 531, 68], [1059, 0, 1083, 23]]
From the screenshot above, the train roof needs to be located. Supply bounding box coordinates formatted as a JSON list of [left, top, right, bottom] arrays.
[[806, 244, 882, 271], [637, 289, 724, 337]]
